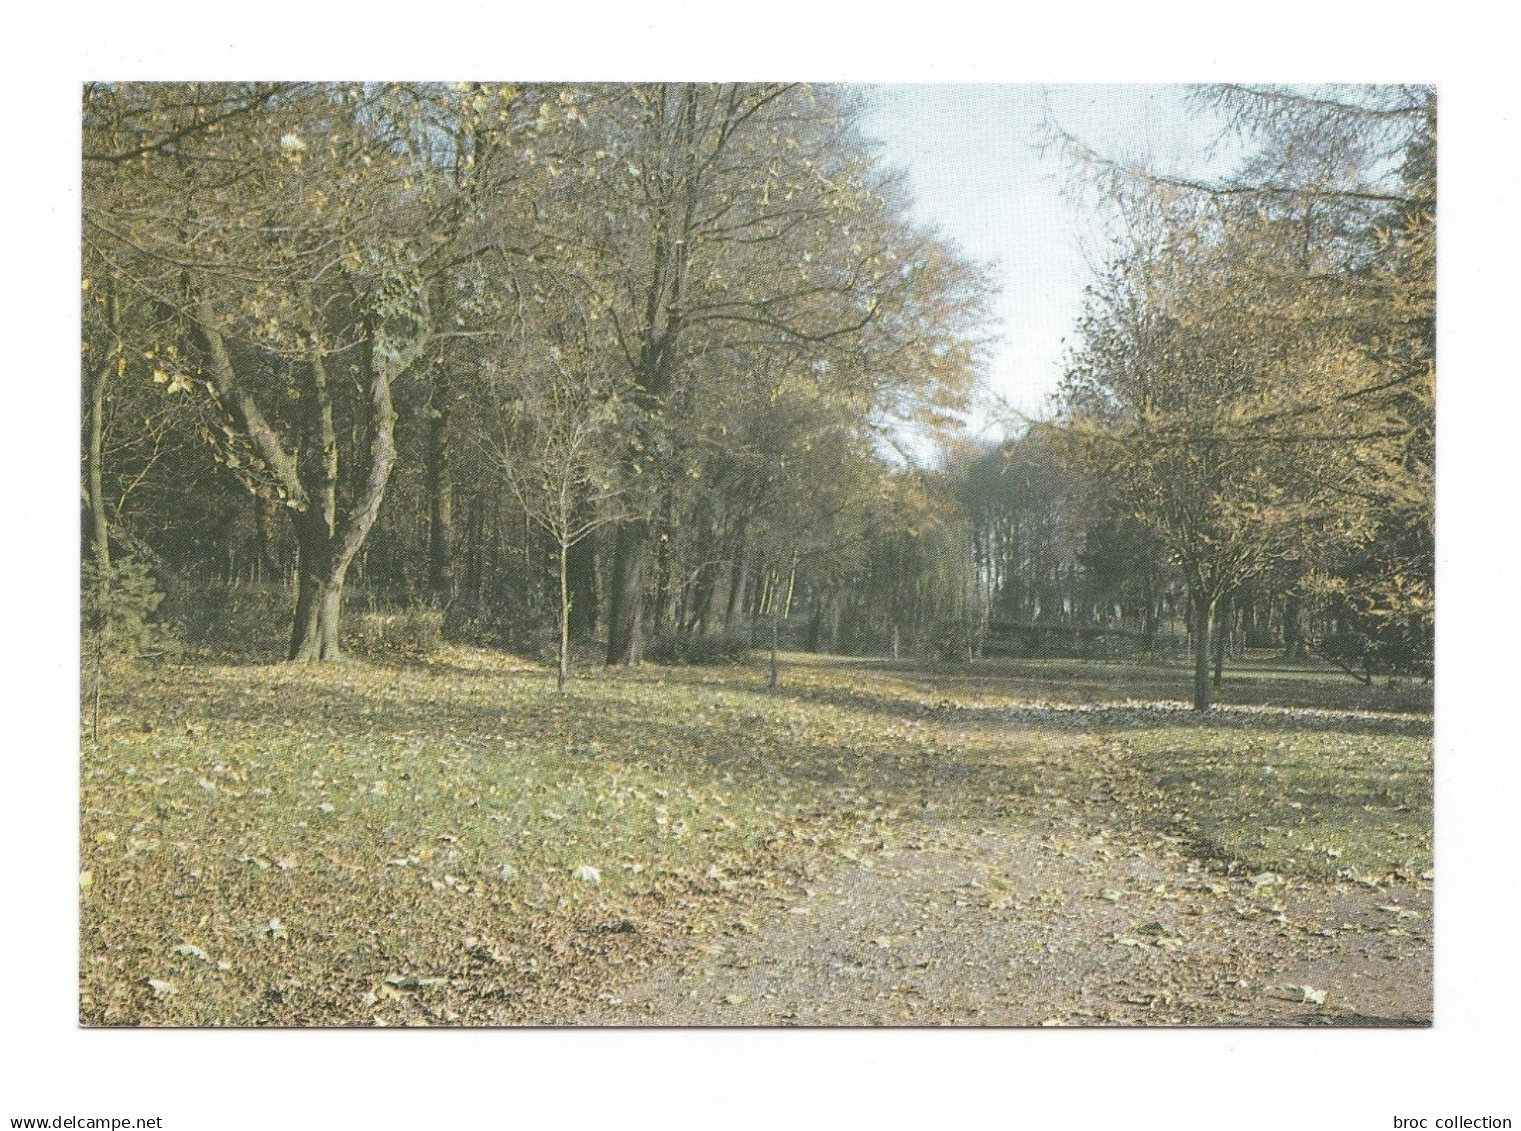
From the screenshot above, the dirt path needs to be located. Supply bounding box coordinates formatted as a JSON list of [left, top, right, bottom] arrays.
[[581, 730, 1431, 1027]]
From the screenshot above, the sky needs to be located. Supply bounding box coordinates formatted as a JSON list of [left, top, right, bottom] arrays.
[[855, 85, 1231, 440]]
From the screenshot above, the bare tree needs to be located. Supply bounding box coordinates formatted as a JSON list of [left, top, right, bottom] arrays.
[[490, 348, 630, 691]]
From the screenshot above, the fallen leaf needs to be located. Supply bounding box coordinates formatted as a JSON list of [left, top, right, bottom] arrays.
[[1266, 983, 1327, 1004], [384, 974, 446, 990]]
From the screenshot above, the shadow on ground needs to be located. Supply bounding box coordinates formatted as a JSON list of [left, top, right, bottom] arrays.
[[766, 683, 1431, 738]]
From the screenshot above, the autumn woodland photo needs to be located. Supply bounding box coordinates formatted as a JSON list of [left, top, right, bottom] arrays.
[[75, 81, 1436, 1033]]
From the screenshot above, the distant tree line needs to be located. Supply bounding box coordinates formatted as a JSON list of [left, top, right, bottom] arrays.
[[81, 82, 991, 678]]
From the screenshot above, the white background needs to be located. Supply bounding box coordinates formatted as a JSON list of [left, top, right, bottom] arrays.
[[3, 4, 1517, 1128]]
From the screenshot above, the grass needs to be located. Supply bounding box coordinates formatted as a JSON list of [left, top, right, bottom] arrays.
[[1112, 726, 1431, 882], [79, 646, 1432, 1025], [765, 650, 1432, 714]]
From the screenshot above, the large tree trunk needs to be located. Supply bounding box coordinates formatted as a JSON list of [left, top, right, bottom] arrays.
[[188, 246, 417, 667], [289, 574, 346, 661], [686, 577, 716, 635], [606, 520, 648, 664], [289, 514, 347, 661], [650, 517, 677, 640], [464, 488, 487, 614], [86, 278, 120, 595], [1283, 594, 1305, 659], [1191, 588, 1216, 711], [289, 343, 342, 660], [806, 599, 823, 652], [602, 90, 702, 664], [286, 333, 401, 662]]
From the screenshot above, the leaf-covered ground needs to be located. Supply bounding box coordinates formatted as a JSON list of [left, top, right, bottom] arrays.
[[79, 649, 1431, 1026]]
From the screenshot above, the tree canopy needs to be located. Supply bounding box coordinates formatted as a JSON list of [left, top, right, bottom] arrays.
[[81, 84, 1433, 708], [1054, 85, 1435, 705], [81, 82, 991, 671]]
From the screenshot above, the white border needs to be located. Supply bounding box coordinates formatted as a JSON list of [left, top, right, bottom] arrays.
[[6, 4, 1518, 1128]]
